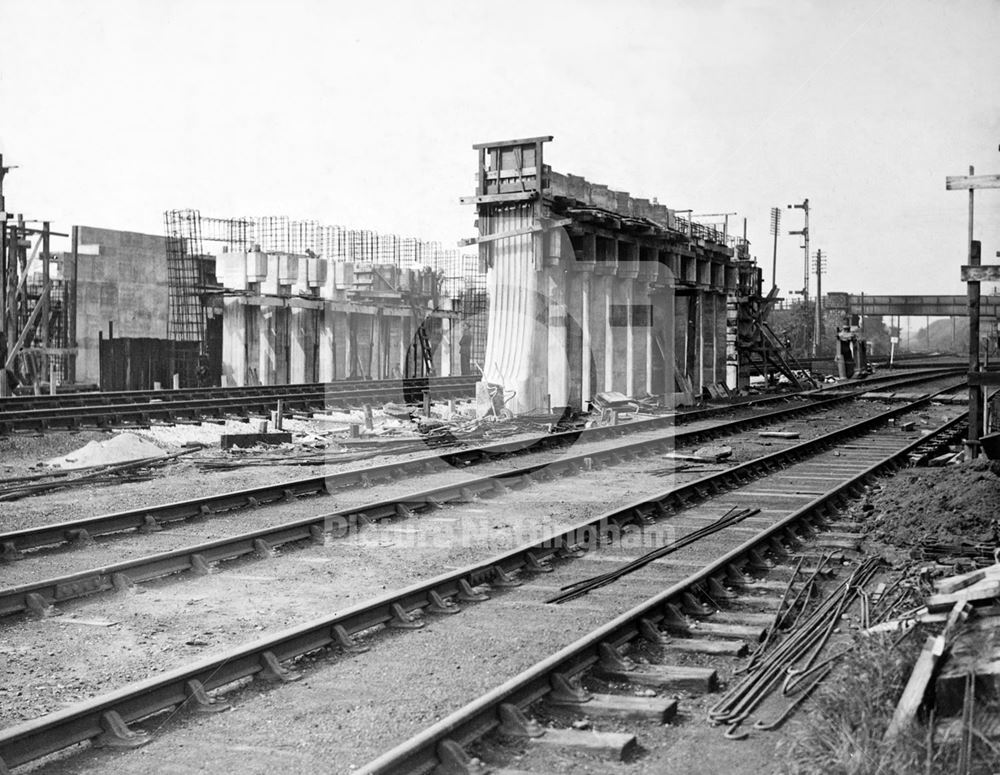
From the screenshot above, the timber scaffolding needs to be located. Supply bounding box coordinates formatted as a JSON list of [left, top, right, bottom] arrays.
[[0, 155, 75, 397], [462, 135, 783, 413]]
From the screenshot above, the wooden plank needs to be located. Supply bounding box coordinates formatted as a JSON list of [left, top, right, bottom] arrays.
[[961, 264, 1000, 282], [946, 173, 1000, 190], [885, 603, 970, 740], [472, 135, 553, 150], [548, 693, 677, 722], [661, 637, 747, 656], [458, 191, 538, 205], [529, 728, 638, 760], [598, 663, 717, 692], [458, 219, 573, 247], [884, 635, 941, 741], [692, 621, 766, 641], [927, 578, 1000, 611], [934, 565, 1000, 595]]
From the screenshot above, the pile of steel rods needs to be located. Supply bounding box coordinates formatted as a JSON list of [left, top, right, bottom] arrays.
[[546, 507, 761, 604], [708, 556, 886, 738]]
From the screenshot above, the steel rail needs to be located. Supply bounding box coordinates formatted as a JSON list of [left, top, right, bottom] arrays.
[[0, 369, 963, 561], [0, 376, 479, 413], [0, 365, 961, 435], [0, 379, 480, 434], [0, 391, 965, 770], [0, 378, 965, 616], [0, 391, 850, 616], [357, 408, 969, 775]]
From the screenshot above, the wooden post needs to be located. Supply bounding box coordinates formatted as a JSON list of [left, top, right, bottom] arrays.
[[67, 225, 78, 383], [40, 221, 50, 391], [969, 239, 982, 456]]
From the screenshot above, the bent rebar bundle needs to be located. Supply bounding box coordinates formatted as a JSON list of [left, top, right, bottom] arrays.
[[707, 556, 886, 738]]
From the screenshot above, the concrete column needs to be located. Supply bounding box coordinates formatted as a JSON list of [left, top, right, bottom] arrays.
[[565, 271, 584, 409], [604, 276, 614, 392], [318, 304, 335, 382], [588, 275, 606, 400], [625, 280, 635, 397], [275, 307, 290, 384], [345, 312, 356, 378], [259, 306, 276, 386], [371, 313, 383, 380], [440, 316, 453, 377], [631, 280, 650, 396], [711, 294, 718, 386], [221, 297, 246, 387], [289, 307, 309, 383], [581, 274, 592, 405], [547, 269, 569, 409], [696, 291, 705, 396]]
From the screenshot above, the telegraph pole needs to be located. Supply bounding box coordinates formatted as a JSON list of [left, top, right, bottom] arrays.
[[788, 199, 810, 299], [811, 249, 825, 356], [769, 207, 781, 291]]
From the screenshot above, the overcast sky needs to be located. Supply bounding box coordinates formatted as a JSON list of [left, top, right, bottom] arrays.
[[1, 0, 998, 297]]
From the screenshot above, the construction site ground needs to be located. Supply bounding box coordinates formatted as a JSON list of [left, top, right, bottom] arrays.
[[0, 401, 995, 773]]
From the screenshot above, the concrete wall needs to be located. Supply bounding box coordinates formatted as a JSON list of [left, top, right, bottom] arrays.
[[74, 227, 170, 385]]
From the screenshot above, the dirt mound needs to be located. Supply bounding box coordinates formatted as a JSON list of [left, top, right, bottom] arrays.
[[862, 457, 1000, 548], [44, 432, 166, 470]]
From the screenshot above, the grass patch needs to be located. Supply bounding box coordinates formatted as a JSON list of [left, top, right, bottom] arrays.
[[782, 630, 1000, 774]]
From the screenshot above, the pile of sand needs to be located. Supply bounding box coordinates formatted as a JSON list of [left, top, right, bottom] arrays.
[[44, 433, 166, 470]]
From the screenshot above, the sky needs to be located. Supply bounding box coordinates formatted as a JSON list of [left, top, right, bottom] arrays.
[[1, 0, 999, 298]]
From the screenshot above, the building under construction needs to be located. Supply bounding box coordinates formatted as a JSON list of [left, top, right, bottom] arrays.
[[1, 138, 790, 406]]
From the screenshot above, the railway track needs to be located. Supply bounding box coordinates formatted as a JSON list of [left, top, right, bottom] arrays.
[[358, 405, 969, 774], [0, 376, 479, 434], [0, 375, 965, 618], [0, 366, 961, 435], [0, 367, 962, 566], [0, 381, 968, 772]]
